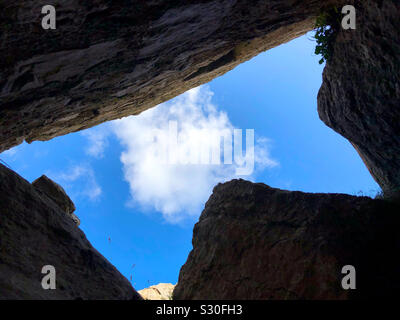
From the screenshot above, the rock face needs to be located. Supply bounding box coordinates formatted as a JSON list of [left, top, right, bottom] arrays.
[[318, 0, 400, 197], [1, 0, 398, 196], [1, 0, 397, 198], [0, 0, 340, 153], [173, 179, 400, 300], [32, 175, 80, 226], [139, 283, 175, 300], [0, 164, 142, 300]]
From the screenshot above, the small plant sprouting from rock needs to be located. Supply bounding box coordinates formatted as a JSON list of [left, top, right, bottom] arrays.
[[313, 7, 342, 64]]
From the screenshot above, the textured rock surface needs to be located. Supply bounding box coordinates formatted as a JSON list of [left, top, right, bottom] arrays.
[[32, 175, 80, 226], [318, 0, 400, 197], [0, 1, 398, 196], [174, 179, 400, 300], [139, 283, 175, 300], [0, 0, 340, 153], [0, 164, 142, 300]]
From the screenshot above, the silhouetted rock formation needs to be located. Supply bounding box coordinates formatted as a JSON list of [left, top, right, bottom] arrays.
[[0, 0, 340, 153], [174, 180, 400, 300], [32, 175, 80, 226], [318, 0, 400, 197], [0, 164, 142, 300]]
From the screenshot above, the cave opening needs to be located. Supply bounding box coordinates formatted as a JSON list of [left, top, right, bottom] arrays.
[[0, 31, 380, 292]]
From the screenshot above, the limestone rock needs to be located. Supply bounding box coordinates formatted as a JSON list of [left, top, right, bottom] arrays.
[[32, 175, 79, 226], [0, 0, 340, 153], [139, 283, 175, 300], [0, 164, 142, 300], [173, 179, 400, 300], [318, 0, 400, 197]]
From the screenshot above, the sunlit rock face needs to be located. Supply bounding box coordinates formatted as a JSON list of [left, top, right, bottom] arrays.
[[173, 179, 400, 300], [0, 164, 142, 300], [318, 0, 400, 198], [0, 0, 339, 153], [139, 283, 175, 300]]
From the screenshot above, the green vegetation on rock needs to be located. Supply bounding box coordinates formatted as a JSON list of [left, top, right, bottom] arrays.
[[314, 7, 342, 64]]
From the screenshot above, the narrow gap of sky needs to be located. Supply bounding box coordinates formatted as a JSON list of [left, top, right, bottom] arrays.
[[0, 32, 379, 290]]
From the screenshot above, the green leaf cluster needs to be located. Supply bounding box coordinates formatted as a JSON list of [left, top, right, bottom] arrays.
[[314, 7, 341, 64]]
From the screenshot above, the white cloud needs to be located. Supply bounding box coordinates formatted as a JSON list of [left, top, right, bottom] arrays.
[[81, 125, 110, 159], [254, 137, 279, 169], [111, 86, 278, 223], [47, 164, 102, 201], [1, 148, 18, 157], [0, 143, 25, 158]]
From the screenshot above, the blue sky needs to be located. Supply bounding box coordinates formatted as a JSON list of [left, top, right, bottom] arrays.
[[0, 33, 379, 290]]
